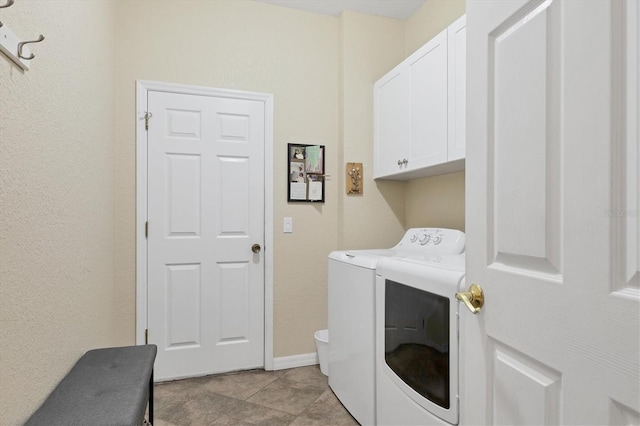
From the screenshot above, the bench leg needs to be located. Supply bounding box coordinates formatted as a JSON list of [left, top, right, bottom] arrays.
[[149, 369, 154, 425]]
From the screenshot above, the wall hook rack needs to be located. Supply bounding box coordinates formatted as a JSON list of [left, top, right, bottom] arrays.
[[17, 34, 44, 60], [0, 17, 44, 70], [0, 0, 14, 27]]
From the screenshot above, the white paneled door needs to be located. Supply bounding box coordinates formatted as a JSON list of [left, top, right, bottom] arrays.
[[146, 90, 265, 380], [464, 0, 639, 424]]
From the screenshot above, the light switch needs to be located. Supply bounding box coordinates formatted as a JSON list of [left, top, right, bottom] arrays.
[[284, 217, 293, 233]]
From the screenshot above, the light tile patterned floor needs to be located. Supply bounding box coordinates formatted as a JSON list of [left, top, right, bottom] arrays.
[[152, 365, 359, 425]]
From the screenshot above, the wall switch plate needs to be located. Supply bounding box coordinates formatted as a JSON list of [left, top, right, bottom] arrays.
[[283, 217, 293, 233]]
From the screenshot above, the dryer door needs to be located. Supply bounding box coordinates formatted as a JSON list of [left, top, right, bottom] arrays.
[[376, 258, 462, 426], [384, 279, 451, 409]]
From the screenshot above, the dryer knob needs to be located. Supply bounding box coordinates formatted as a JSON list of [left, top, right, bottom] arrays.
[[410, 234, 418, 243], [419, 234, 430, 245]]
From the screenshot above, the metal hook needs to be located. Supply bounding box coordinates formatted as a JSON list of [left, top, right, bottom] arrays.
[[0, 0, 15, 27], [17, 34, 44, 60]]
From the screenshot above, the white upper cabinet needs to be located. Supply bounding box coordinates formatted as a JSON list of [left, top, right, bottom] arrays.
[[447, 15, 466, 161], [374, 63, 411, 178], [374, 15, 466, 180], [409, 29, 449, 170]]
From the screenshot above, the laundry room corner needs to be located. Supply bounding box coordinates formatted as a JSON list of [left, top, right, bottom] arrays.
[[337, 10, 408, 251]]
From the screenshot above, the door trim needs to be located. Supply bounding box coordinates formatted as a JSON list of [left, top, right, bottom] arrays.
[[135, 80, 275, 370]]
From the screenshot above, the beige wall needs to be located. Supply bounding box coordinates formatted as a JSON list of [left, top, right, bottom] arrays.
[[406, 0, 466, 55], [405, 0, 466, 231], [338, 11, 407, 250], [0, 1, 466, 423], [406, 171, 466, 230], [0, 1, 117, 423]]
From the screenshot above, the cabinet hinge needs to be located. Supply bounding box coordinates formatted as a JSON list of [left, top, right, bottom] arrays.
[[145, 221, 148, 238], [145, 329, 149, 345], [144, 111, 152, 131]]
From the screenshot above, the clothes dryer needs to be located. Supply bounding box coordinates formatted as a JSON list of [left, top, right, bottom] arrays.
[[375, 255, 465, 425]]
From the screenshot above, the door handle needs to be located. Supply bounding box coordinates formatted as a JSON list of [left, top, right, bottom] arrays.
[[456, 284, 484, 314], [251, 244, 261, 254]]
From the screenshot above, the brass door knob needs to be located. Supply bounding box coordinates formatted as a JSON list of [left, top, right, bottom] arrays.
[[252, 244, 261, 254], [455, 284, 484, 314]]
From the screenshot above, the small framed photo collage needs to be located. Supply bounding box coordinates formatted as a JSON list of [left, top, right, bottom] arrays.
[[288, 143, 325, 203]]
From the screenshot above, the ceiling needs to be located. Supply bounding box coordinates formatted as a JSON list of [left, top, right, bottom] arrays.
[[254, 0, 427, 20]]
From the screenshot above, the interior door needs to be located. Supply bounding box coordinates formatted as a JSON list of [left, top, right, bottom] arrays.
[[464, 1, 639, 424], [146, 90, 265, 380]]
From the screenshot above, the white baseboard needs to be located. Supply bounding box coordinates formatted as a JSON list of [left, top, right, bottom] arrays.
[[271, 352, 319, 371]]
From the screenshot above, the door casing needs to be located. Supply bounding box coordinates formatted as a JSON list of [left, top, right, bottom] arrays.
[[135, 80, 275, 370]]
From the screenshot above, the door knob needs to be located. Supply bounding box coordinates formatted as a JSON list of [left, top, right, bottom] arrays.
[[455, 284, 484, 314], [251, 244, 261, 254]]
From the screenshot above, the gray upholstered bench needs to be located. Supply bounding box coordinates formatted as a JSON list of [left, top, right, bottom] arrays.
[[25, 345, 157, 426]]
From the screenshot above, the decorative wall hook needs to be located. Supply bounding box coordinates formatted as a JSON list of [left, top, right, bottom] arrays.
[[0, 0, 14, 33], [17, 34, 44, 60], [0, 8, 44, 70], [0, 0, 10, 26]]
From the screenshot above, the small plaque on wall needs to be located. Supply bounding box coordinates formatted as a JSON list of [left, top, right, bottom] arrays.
[[346, 162, 363, 195], [288, 143, 325, 203]]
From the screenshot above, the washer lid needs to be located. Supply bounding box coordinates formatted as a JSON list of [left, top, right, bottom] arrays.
[[328, 250, 383, 269], [343, 249, 397, 257]]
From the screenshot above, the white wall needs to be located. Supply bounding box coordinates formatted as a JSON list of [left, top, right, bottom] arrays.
[[0, 1, 118, 423]]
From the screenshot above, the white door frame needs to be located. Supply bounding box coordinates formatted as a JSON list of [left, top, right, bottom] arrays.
[[135, 80, 275, 370]]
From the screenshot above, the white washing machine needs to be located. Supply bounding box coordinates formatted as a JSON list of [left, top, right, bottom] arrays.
[[328, 229, 465, 426]]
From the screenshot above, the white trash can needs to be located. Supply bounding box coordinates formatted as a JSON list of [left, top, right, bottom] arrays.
[[314, 329, 329, 376]]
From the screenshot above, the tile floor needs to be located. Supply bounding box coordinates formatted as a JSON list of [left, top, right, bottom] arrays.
[[152, 365, 359, 425]]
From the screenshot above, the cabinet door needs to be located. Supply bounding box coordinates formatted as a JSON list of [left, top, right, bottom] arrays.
[[408, 29, 448, 170], [448, 15, 466, 161], [374, 63, 411, 178]]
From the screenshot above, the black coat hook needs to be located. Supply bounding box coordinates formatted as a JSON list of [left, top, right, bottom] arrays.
[[17, 34, 44, 60]]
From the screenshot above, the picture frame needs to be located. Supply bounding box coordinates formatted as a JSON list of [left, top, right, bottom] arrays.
[[287, 143, 325, 203]]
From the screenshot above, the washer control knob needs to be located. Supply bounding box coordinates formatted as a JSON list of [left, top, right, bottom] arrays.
[[410, 234, 418, 243], [419, 234, 430, 245], [431, 233, 442, 245]]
